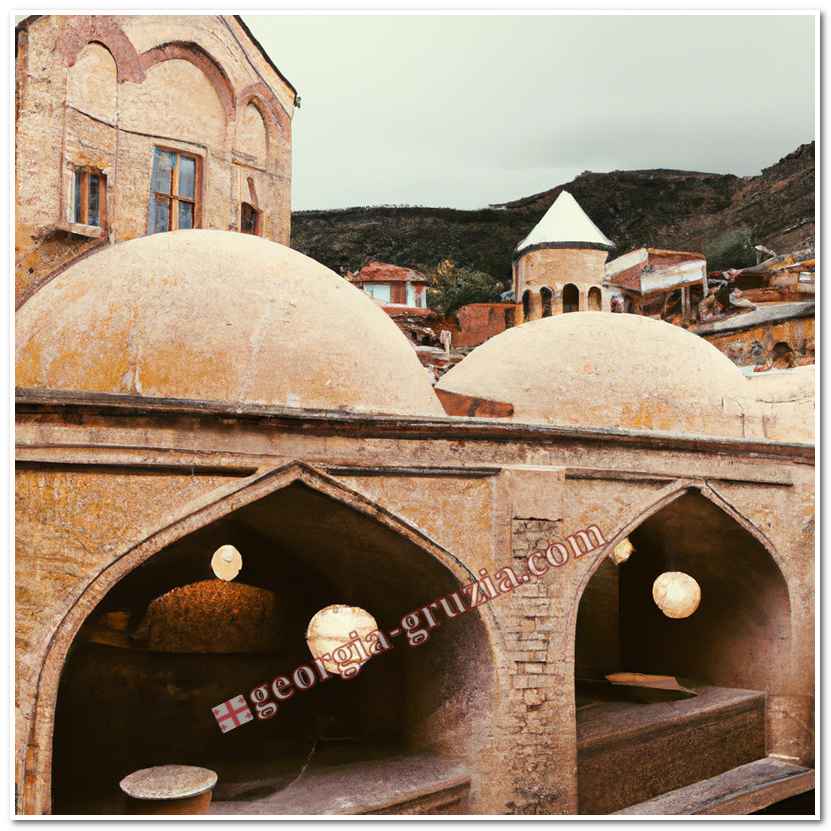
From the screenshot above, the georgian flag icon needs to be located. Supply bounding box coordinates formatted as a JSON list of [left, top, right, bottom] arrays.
[[212, 695, 254, 733]]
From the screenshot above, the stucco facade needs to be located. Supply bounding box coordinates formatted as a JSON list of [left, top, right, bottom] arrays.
[[15, 15, 295, 308]]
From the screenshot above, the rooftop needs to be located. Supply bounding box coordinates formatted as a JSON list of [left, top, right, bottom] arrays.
[[515, 191, 614, 256], [350, 261, 429, 284]]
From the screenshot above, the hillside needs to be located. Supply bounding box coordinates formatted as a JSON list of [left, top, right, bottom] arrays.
[[291, 142, 814, 281]]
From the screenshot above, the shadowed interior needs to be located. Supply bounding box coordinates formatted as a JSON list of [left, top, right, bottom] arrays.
[[51, 481, 493, 813], [574, 490, 791, 813]]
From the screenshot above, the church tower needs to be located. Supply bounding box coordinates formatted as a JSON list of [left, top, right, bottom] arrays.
[[513, 191, 615, 320]]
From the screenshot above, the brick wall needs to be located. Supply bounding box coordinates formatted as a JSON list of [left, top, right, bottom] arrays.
[[503, 518, 577, 814], [517, 247, 608, 293]]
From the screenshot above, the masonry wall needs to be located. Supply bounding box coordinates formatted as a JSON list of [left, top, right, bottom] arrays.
[[449, 303, 517, 348], [15, 15, 294, 307], [702, 316, 815, 368], [15, 404, 815, 814], [516, 247, 608, 294]]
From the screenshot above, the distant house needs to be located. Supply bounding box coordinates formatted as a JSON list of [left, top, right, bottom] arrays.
[[349, 261, 429, 309], [605, 248, 707, 322]]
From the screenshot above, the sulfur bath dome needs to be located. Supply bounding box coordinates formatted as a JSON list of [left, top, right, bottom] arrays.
[[16, 231, 444, 417], [436, 312, 757, 438]]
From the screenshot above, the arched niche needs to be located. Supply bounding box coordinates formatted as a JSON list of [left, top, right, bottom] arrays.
[[67, 42, 117, 124], [540, 286, 554, 318], [522, 289, 532, 323], [563, 283, 579, 313], [587, 286, 602, 312], [34, 465, 495, 814], [576, 489, 790, 688], [572, 485, 793, 814], [236, 102, 268, 166], [120, 58, 227, 148]]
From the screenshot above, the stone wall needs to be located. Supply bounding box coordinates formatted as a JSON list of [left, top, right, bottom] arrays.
[[703, 315, 815, 368], [15, 15, 294, 307], [14, 398, 815, 814], [515, 247, 608, 294]]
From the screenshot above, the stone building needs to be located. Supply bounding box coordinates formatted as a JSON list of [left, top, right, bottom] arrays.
[[512, 191, 614, 321], [16, 230, 814, 815], [15, 15, 296, 308]]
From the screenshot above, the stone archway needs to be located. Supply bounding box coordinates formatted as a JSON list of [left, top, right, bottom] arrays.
[[562, 284, 579, 313], [568, 481, 793, 814], [23, 461, 497, 814]]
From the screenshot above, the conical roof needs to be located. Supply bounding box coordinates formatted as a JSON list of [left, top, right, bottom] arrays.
[[515, 190, 614, 255]]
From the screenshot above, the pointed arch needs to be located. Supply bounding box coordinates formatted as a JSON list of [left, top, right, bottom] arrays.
[[23, 460, 494, 814], [568, 480, 796, 812], [570, 479, 787, 633]]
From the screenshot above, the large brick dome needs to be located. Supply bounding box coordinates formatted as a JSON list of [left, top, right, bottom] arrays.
[[16, 230, 444, 417]]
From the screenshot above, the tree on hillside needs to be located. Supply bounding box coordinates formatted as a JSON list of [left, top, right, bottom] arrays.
[[425, 259, 505, 317]]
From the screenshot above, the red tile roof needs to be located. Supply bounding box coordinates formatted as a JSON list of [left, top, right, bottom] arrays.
[[350, 261, 429, 284]]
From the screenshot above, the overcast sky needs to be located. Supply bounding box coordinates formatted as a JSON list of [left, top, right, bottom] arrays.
[[247, 14, 814, 211]]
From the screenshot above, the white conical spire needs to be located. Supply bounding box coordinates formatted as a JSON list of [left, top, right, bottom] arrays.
[[515, 191, 614, 254]]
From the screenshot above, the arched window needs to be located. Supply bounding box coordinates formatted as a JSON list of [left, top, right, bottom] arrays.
[[588, 286, 602, 311], [772, 341, 795, 369], [522, 289, 532, 322], [563, 283, 579, 313], [540, 287, 554, 317], [241, 202, 261, 235]]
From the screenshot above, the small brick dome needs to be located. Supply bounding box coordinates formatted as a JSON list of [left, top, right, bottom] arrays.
[[16, 230, 444, 417]]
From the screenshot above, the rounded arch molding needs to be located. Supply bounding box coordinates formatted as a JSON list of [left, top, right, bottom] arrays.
[[21, 460, 494, 814], [59, 16, 144, 83], [237, 81, 291, 138], [139, 41, 237, 120]]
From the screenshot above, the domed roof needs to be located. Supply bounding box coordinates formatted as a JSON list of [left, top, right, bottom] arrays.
[[436, 312, 755, 437], [16, 231, 444, 417], [516, 191, 614, 256]]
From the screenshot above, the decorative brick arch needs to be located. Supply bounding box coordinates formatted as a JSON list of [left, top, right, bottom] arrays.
[[139, 41, 237, 120], [59, 16, 144, 83], [21, 460, 495, 814], [237, 81, 290, 138]]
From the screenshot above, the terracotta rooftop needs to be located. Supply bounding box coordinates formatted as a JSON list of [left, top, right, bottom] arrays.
[[350, 261, 429, 284]]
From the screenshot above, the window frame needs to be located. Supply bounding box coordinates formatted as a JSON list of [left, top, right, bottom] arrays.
[[148, 147, 202, 234], [71, 167, 107, 229], [364, 283, 392, 303], [240, 201, 262, 236]]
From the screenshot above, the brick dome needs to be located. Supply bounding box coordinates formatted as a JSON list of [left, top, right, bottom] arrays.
[[16, 230, 444, 417], [436, 312, 758, 438]]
